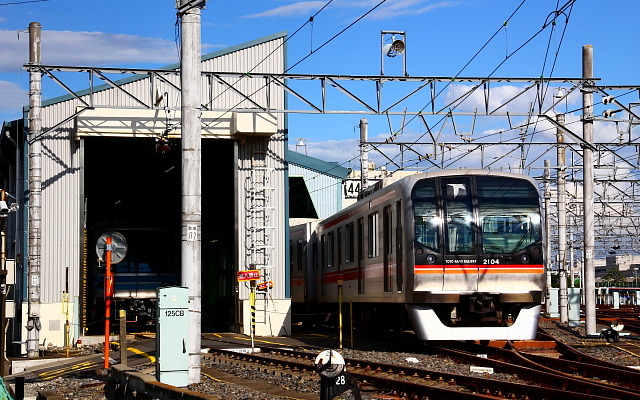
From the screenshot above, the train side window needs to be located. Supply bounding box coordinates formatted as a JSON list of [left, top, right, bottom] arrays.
[[290, 240, 294, 273], [312, 241, 318, 271], [368, 212, 379, 258], [327, 231, 335, 268], [345, 223, 354, 263], [297, 239, 304, 271], [337, 227, 342, 270], [383, 205, 392, 255], [321, 234, 325, 270], [357, 218, 364, 262]]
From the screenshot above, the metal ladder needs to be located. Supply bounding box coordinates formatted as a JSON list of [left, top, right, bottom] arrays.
[[245, 165, 275, 324]]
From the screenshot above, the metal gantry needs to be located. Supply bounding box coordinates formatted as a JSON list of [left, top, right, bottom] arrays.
[[23, 62, 640, 277]]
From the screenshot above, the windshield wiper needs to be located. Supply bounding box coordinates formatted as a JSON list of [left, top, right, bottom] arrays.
[[510, 232, 531, 254]]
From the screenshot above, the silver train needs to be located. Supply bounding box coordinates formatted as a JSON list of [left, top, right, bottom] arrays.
[[291, 170, 545, 341]]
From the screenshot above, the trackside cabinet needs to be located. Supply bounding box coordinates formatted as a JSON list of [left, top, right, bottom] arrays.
[[156, 286, 189, 387]]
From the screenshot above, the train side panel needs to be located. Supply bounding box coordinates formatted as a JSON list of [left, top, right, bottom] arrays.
[[313, 185, 409, 305], [290, 220, 320, 303]]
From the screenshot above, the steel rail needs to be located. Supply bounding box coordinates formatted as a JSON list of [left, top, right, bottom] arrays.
[[433, 343, 640, 399], [209, 346, 620, 400]]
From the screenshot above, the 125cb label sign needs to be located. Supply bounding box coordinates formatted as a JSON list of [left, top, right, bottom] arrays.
[[164, 309, 186, 318]]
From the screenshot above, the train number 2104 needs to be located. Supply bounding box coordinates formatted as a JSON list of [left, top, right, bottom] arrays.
[[482, 258, 500, 265]]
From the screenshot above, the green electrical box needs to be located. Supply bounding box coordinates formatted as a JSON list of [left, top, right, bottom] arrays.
[[156, 286, 189, 387]]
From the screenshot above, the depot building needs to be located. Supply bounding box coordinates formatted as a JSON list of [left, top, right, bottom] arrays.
[[0, 32, 305, 354]]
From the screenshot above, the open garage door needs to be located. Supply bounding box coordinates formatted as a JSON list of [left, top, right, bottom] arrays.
[[82, 137, 236, 333]]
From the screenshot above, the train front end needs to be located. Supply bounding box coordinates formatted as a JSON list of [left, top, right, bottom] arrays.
[[406, 172, 545, 341]]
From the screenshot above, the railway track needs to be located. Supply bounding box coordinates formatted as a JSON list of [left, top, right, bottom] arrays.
[[436, 337, 640, 398], [609, 340, 640, 358], [207, 343, 628, 400], [594, 305, 640, 336]]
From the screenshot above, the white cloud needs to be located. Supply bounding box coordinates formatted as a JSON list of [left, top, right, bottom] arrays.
[[0, 29, 182, 73], [300, 138, 360, 167], [0, 80, 27, 117], [243, 1, 328, 18], [368, 0, 459, 20], [242, 0, 458, 20]]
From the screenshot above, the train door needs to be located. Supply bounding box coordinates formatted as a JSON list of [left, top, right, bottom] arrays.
[[383, 205, 392, 293], [441, 177, 479, 291], [320, 234, 326, 296], [297, 239, 305, 298], [395, 200, 403, 293], [357, 217, 365, 294]]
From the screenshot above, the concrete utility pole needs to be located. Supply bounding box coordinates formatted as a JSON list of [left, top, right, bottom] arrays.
[[543, 160, 552, 314], [569, 231, 575, 288], [557, 113, 568, 324], [360, 119, 368, 191], [177, 0, 205, 384], [27, 21, 42, 359], [582, 44, 597, 335]]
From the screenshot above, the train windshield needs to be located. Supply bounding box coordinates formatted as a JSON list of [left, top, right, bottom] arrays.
[[412, 175, 541, 255], [441, 178, 474, 255], [477, 177, 541, 254]]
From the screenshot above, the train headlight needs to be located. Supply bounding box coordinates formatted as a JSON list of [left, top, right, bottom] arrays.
[[416, 248, 424, 255], [521, 254, 530, 263], [426, 254, 437, 264]]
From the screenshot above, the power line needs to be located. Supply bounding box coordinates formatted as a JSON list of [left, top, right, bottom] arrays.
[[0, 0, 48, 5], [376, 1, 577, 172], [203, 0, 388, 130], [200, 0, 336, 110]]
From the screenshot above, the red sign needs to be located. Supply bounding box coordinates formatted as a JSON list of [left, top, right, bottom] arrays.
[[237, 269, 260, 281], [257, 281, 274, 290]]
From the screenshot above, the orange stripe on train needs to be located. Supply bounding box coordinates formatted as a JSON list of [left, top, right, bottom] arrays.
[[415, 264, 544, 274]]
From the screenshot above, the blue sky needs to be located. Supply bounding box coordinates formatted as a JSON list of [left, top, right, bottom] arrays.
[[1, 0, 639, 170]]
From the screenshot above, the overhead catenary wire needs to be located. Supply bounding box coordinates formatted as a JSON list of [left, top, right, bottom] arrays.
[[199, 0, 336, 110], [372, 1, 569, 171], [373, 1, 581, 176], [201, 0, 387, 130], [0, 0, 48, 5]]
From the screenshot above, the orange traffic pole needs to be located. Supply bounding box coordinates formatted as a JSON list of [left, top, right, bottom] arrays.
[[104, 236, 112, 369]]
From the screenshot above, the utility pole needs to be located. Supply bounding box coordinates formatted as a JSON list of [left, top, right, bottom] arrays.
[[27, 21, 42, 359], [582, 44, 596, 336], [557, 113, 568, 324], [543, 160, 552, 315], [177, 0, 205, 384], [359, 119, 368, 192], [569, 232, 574, 288], [0, 191, 8, 375]]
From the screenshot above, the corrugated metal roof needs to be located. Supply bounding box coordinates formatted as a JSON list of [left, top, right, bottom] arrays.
[[286, 149, 350, 179], [37, 31, 288, 109]]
